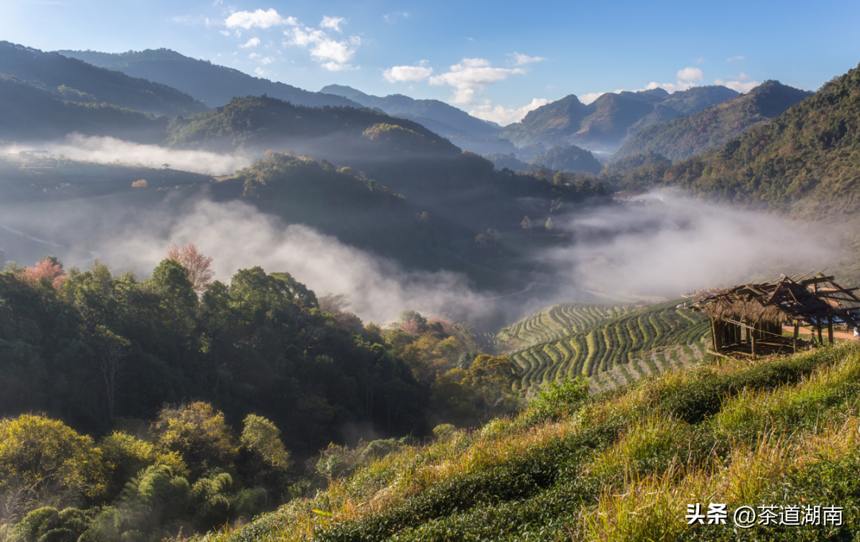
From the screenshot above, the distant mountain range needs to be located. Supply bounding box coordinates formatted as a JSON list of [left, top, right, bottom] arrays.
[[613, 81, 813, 162], [500, 86, 740, 153], [0, 73, 167, 143], [0, 42, 206, 117], [320, 84, 500, 140], [625, 62, 859, 220], [57, 48, 364, 110]]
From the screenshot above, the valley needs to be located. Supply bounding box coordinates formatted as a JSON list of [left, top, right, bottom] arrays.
[[1, 13, 859, 540]]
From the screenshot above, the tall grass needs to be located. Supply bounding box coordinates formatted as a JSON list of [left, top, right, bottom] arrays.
[[200, 343, 860, 542]]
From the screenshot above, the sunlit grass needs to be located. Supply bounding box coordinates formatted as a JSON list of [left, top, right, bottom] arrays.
[[198, 343, 860, 542]]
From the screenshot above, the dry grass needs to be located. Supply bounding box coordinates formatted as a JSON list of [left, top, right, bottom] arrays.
[[202, 344, 860, 542]]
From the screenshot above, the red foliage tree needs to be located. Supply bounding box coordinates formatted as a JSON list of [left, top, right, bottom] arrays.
[[165, 244, 215, 293], [24, 260, 65, 288]]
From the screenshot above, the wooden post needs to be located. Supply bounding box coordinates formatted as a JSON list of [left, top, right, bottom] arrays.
[[751, 324, 757, 359], [817, 317, 823, 345], [793, 320, 799, 353], [710, 317, 717, 351], [714, 320, 722, 351], [828, 316, 834, 345]]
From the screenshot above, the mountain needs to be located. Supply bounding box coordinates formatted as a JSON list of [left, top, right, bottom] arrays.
[[0, 42, 206, 117], [164, 96, 461, 160], [530, 144, 603, 175], [0, 73, 167, 143], [613, 81, 813, 162], [58, 48, 364, 110], [501, 94, 592, 145], [321, 84, 500, 139], [623, 64, 859, 217], [500, 86, 740, 153]]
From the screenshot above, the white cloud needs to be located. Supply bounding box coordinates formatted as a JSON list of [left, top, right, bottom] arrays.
[[695, 57, 706, 65], [469, 97, 550, 126], [510, 52, 546, 65], [383, 11, 408, 23], [320, 16, 346, 32], [322, 61, 358, 71], [676, 67, 704, 81], [286, 23, 361, 70], [429, 58, 525, 105], [225, 9, 296, 30], [736, 72, 750, 81], [240, 37, 260, 48], [219, 30, 231, 36], [714, 78, 760, 93], [254, 67, 268, 76], [383, 62, 433, 83], [260, 56, 274, 65], [642, 80, 698, 93], [579, 92, 605, 105], [727, 55, 746, 62], [249, 52, 261, 59]]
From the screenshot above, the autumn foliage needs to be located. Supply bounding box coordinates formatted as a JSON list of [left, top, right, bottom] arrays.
[[165, 244, 215, 293], [23, 260, 65, 288]]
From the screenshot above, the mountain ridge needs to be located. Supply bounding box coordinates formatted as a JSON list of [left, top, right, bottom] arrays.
[[612, 80, 813, 162], [0, 41, 207, 117], [57, 48, 365, 110]]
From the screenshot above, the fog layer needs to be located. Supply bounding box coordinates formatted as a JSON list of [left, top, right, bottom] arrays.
[[2, 134, 254, 176], [548, 190, 838, 297]]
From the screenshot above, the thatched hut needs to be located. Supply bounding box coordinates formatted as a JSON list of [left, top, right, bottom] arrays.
[[690, 272, 860, 358]]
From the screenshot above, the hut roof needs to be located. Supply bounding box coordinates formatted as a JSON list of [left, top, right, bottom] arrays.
[[690, 273, 860, 327]]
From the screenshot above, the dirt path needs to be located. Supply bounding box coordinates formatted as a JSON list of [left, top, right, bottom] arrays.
[[782, 325, 858, 341]]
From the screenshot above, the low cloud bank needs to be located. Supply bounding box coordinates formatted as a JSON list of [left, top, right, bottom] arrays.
[[2, 134, 254, 176], [98, 199, 495, 325], [546, 191, 838, 298]]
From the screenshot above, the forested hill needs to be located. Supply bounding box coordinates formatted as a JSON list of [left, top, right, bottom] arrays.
[[58, 48, 364, 110], [164, 96, 461, 159], [617, 62, 860, 219], [321, 84, 500, 139], [613, 81, 814, 162], [499, 86, 739, 152], [530, 144, 603, 175], [0, 74, 168, 143], [0, 42, 207, 117]]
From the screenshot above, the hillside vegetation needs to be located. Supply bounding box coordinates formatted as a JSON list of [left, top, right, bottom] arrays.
[[530, 144, 603, 175], [0, 41, 206, 117], [163, 96, 460, 158], [0, 74, 168, 143], [614, 81, 813, 162], [498, 300, 711, 393], [199, 342, 860, 541]]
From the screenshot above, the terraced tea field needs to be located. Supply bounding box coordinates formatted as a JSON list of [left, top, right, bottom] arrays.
[[499, 300, 712, 392]]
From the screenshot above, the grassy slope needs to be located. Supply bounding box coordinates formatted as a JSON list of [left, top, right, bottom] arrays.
[[200, 342, 860, 542], [498, 300, 711, 392]]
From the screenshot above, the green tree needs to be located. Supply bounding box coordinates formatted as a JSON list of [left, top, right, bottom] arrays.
[[0, 415, 107, 500], [521, 215, 532, 238], [150, 402, 238, 479], [240, 415, 291, 471]]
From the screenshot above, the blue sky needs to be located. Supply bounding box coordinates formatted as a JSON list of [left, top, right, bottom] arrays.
[[4, 0, 860, 125]]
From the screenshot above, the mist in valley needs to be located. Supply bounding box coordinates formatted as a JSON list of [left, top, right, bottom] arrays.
[[1, 134, 255, 176], [0, 138, 845, 332], [546, 190, 839, 298]]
